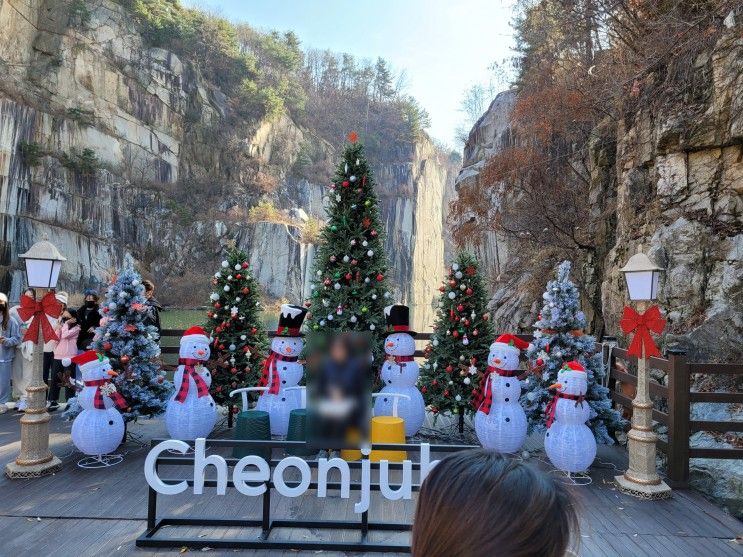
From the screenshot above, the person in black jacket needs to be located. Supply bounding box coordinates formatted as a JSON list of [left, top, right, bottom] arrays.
[[76, 289, 101, 351], [142, 279, 162, 340]]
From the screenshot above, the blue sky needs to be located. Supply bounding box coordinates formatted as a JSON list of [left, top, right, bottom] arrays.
[[184, 0, 517, 148]]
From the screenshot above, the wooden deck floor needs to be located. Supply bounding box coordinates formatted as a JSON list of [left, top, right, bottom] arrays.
[[0, 410, 740, 557]]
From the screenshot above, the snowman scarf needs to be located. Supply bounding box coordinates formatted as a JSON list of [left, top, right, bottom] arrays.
[[378, 355, 414, 382], [258, 352, 298, 395], [84, 379, 128, 410], [472, 366, 520, 415], [175, 358, 210, 402], [545, 392, 585, 428]]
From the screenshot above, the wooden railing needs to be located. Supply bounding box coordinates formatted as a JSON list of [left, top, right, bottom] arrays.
[[158, 329, 742, 485], [602, 343, 743, 485]]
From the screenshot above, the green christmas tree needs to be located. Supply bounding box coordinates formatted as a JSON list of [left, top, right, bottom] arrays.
[[419, 252, 495, 432], [206, 247, 269, 407], [520, 261, 625, 444], [306, 133, 393, 360], [65, 257, 172, 421]]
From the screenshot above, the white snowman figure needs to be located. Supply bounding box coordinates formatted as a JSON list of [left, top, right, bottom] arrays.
[[69, 350, 127, 456], [544, 360, 596, 473], [474, 333, 530, 453], [165, 326, 217, 440], [256, 304, 307, 436], [373, 304, 424, 437]]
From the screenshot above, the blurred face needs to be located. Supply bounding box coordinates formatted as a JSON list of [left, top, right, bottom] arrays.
[[24, 288, 34, 298], [144, 287, 154, 299], [84, 295, 97, 307]]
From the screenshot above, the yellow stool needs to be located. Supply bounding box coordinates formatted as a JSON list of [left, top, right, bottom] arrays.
[[369, 392, 409, 462], [340, 427, 362, 462]]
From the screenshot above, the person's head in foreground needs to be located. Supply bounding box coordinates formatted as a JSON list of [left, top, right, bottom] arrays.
[[412, 449, 578, 557]]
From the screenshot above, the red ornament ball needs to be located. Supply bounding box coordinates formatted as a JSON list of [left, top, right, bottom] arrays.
[[438, 286, 445, 292], [375, 274, 384, 282], [449, 279, 457, 287], [536, 358, 545, 366], [432, 379, 438, 386], [342, 180, 350, 187], [242, 287, 250, 295], [241, 262, 249, 269], [103, 342, 113, 351], [236, 273, 242, 280], [214, 302, 221, 309], [482, 313, 490, 321], [323, 279, 331, 286], [457, 304, 464, 312], [452, 331, 459, 338], [370, 229, 378, 237], [445, 365, 453, 373], [466, 288, 473, 295], [120, 355, 130, 365], [345, 272, 353, 280]]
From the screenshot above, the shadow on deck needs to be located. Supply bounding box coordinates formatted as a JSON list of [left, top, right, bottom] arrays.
[[0, 410, 740, 556]]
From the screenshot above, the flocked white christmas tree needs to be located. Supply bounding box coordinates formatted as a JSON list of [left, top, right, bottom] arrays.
[[520, 261, 625, 444]]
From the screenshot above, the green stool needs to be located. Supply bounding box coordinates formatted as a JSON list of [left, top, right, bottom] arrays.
[[286, 408, 313, 456], [231, 387, 271, 460], [285, 386, 312, 457]]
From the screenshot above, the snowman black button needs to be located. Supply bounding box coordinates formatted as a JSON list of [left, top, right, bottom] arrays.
[[108, 420, 114, 425], [505, 398, 509, 402], [505, 417, 510, 422], [505, 382, 510, 387], [281, 397, 285, 402], [282, 366, 287, 370], [282, 380, 286, 384]]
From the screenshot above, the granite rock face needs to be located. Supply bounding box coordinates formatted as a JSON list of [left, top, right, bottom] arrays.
[[0, 0, 456, 326]]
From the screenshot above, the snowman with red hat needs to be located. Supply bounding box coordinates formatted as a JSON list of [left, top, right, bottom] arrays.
[[544, 360, 596, 473], [165, 326, 217, 440], [473, 333, 530, 453], [256, 304, 307, 436], [69, 350, 127, 457], [373, 304, 424, 437]]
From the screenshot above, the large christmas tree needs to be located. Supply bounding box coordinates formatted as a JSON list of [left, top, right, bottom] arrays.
[[306, 133, 393, 358], [419, 252, 495, 431], [206, 247, 268, 406], [521, 260, 625, 444], [65, 258, 172, 421]]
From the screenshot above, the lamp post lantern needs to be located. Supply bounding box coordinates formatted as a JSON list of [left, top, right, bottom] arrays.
[[5, 240, 66, 478], [614, 246, 672, 499]]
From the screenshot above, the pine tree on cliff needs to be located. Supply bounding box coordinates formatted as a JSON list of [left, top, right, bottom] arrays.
[[306, 132, 393, 360], [65, 257, 172, 421], [419, 252, 495, 432], [520, 260, 625, 444], [206, 247, 268, 409]]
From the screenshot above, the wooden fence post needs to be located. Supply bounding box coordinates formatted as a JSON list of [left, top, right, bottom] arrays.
[[666, 348, 690, 486]]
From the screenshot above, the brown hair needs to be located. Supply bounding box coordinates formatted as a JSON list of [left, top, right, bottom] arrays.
[[412, 449, 579, 557], [142, 279, 155, 292]]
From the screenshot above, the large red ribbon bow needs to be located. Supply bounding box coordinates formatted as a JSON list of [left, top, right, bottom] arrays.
[[84, 379, 128, 410], [175, 358, 210, 402], [258, 352, 298, 395], [16, 292, 62, 343], [619, 305, 666, 358]]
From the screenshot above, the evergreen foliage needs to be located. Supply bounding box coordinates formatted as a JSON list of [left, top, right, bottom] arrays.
[[419, 253, 495, 425], [205, 247, 269, 406], [65, 258, 172, 421], [306, 137, 393, 362], [521, 261, 625, 444]]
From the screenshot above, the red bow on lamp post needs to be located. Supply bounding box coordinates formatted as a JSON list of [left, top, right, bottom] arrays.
[[16, 292, 63, 343], [619, 305, 666, 358]]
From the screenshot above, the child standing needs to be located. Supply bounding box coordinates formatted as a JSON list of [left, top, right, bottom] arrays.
[[48, 307, 80, 411], [0, 293, 22, 413]]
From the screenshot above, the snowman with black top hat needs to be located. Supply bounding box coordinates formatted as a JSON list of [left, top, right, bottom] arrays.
[[373, 304, 425, 437], [256, 304, 308, 436]]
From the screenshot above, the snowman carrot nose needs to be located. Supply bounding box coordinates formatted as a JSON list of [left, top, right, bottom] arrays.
[[285, 346, 293, 353], [548, 383, 562, 390], [107, 370, 118, 377], [386, 342, 395, 348]]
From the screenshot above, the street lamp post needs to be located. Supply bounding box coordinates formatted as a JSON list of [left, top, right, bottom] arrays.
[[5, 240, 66, 478], [614, 246, 672, 499]]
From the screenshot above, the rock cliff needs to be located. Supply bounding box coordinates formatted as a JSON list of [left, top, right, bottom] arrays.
[[0, 0, 455, 328]]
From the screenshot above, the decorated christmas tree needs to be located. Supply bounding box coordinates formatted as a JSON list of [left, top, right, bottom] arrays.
[[521, 261, 625, 444], [306, 133, 393, 359], [419, 252, 495, 432], [206, 246, 268, 407], [65, 258, 172, 421]]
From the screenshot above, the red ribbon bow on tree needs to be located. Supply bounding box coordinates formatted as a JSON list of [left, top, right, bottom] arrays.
[[619, 305, 666, 358], [16, 292, 62, 343]]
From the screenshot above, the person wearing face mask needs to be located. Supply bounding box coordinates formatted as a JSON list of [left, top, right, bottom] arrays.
[[49, 304, 80, 411], [0, 293, 22, 413], [9, 288, 36, 412], [75, 289, 101, 352]]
